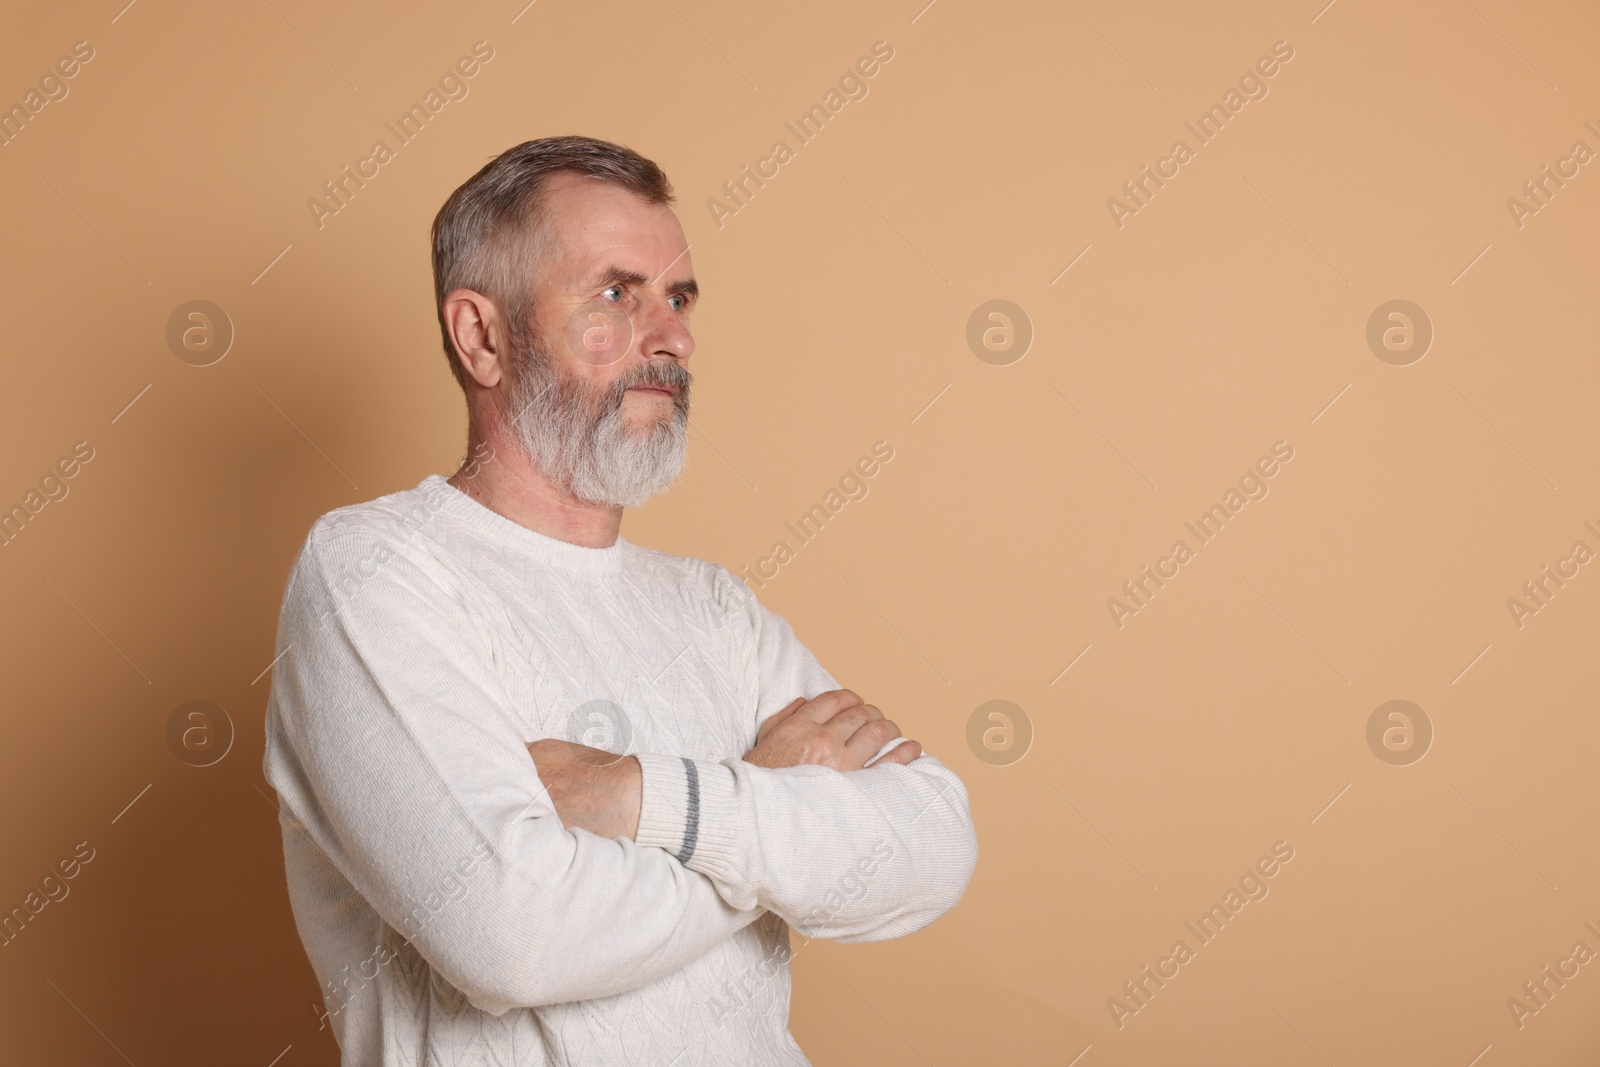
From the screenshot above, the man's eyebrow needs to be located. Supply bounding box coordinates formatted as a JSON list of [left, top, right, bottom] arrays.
[[590, 265, 698, 299]]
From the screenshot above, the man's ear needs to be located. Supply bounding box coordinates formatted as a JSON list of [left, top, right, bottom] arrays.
[[443, 289, 507, 388]]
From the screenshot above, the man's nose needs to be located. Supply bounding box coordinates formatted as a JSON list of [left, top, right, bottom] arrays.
[[637, 297, 693, 363]]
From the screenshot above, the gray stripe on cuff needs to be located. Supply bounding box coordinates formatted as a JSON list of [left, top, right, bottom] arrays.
[[675, 757, 700, 865]]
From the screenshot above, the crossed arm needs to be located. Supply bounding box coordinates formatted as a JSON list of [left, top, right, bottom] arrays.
[[527, 688, 925, 841], [265, 524, 978, 1016]]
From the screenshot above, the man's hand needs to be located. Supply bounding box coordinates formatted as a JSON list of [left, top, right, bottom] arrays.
[[743, 689, 923, 771], [527, 690, 919, 838], [525, 739, 642, 840]]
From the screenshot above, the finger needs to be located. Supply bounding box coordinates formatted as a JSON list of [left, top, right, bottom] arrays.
[[756, 698, 806, 743], [872, 739, 922, 766], [818, 702, 883, 749], [841, 717, 903, 768], [793, 688, 863, 725]]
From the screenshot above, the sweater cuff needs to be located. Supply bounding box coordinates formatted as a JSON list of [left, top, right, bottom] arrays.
[[633, 753, 740, 868]]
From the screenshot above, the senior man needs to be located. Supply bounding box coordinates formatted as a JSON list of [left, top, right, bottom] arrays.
[[263, 134, 977, 1065]]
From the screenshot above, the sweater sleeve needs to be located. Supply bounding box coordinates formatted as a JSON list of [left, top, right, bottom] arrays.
[[263, 518, 763, 1016], [632, 575, 978, 942]]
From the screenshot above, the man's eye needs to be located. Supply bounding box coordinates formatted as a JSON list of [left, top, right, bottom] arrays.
[[670, 294, 689, 312], [602, 285, 624, 302]]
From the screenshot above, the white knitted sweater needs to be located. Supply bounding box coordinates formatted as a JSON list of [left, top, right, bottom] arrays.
[[262, 474, 978, 1065]]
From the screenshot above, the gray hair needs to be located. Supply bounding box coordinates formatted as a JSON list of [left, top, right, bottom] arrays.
[[430, 135, 675, 388]]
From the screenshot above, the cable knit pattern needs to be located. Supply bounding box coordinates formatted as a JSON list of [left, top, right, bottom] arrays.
[[262, 474, 978, 1065]]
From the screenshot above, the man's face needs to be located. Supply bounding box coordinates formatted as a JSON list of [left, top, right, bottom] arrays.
[[500, 173, 698, 508]]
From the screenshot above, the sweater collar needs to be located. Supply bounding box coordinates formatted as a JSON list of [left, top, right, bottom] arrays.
[[422, 474, 629, 575]]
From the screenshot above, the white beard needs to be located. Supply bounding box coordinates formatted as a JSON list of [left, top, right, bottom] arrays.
[[501, 322, 692, 508]]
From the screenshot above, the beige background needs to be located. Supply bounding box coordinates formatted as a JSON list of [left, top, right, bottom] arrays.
[[2, 0, 1597, 1063]]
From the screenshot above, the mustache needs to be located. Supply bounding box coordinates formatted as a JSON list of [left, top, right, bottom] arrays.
[[581, 358, 692, 418], [615, 358, 691, 398], [504, 317, 692, 423]]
